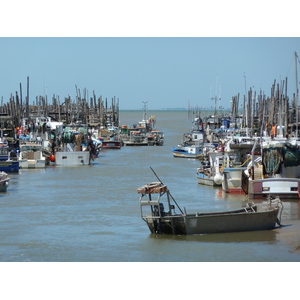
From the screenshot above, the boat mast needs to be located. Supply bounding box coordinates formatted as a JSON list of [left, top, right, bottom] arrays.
[[244, 73, 249, 136], [211, 75, 221, 128], [142, 101, 148, 121], [295, 51, 299, 139], [277, 79, 284, 138]]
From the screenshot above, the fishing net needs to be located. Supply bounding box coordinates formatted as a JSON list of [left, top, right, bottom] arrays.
[[263, 143, 300, 174]]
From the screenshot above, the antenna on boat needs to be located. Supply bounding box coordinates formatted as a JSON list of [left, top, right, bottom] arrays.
[[150, 166, 184, 214]]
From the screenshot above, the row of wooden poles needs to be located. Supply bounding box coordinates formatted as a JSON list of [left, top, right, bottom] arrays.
[[230, 77, 299, 136], [1, 76, 299, 137], [0, 77, 120, 129]]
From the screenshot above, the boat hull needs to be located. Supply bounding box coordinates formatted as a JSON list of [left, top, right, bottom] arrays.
[[124, 141, 148, 146], [19, 159, 46, 168], [0, 178, 9, 192], [55, 151, 91, 166], [197, 174, 221, 186], [101, 140, 122, 149], [144, 207, 280, 235], [222, 167, 246, 192], [172, 149, 202, 159], [0, 160, 19, 172], [248, 178, 300, 199]]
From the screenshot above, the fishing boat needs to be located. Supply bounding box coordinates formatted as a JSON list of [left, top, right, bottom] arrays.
[[221, 136, 259, 193], [147, 130, 164, 146], [196, 151, 224, 186], [97, 126, 122, 149], [121, 103, 164, 146], [53, 123, 95, 166], [138, 181, 282, 235], [0, 171, 10, 192], [123, 129, 149, 146], [172, 114, 212, 158], [172, 143, 203, 158], [242, 138, 300, 199], [0, 140, 19, 172], [18, 142, 46, 168]]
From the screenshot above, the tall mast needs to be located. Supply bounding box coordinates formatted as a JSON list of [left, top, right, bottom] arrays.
[[244, 73, 248, 135], [142, 101, 148, 121]]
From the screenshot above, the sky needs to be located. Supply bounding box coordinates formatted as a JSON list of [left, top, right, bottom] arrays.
[[1, 37, 299, 111], [1, 1, 300, 112]]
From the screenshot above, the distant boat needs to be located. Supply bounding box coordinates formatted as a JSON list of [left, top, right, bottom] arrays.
[[147, 130, 164, 146], [121, 102, 164, 146], [97, 126, 122, 149], [172, 143, 202, 158], [138, 181, 283, 235], [172, 115, 212, 158]]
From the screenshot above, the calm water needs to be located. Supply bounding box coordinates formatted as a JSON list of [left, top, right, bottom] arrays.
[[1, 110, 300, 262]]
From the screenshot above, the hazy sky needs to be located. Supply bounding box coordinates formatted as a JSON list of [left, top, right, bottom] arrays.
[[1, 3, 299, 110]]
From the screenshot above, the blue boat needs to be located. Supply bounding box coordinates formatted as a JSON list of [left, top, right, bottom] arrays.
[[0, 142, 19, 173], [172, 144, 203, 158]]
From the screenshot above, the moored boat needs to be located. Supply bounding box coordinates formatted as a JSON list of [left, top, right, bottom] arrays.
[[121, 104, 164, 146], [172, 113, 212, 158], [53, 123, 96, 166], [138, 181, 283, 235], [147, 130, 164, 146], [242, 139, 300, 199], [221, 136, 259, 193], [0, 140, 19, 172], [222, 167, 247, 193], [0, 171, 10, 192], [172, 143, 203, 158], [196, 151, 224, 186], [97, 126, 122, 149], [18, 142, 46, 168]]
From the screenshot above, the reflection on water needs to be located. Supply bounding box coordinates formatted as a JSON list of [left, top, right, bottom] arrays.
[[149, 229, 279, 244]]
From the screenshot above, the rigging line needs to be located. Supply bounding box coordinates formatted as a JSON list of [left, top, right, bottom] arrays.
[[150, 166, 184, 214]]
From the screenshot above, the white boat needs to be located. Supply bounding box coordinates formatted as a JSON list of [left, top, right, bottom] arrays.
[[172, 115, 210, 158], [55, 151, 91, 166], [0, 171, 9, 192], [196, 151, 224, 186], [18, 142, 46, 168], [123, 130, 149, 146], [172, 143, 203, 158], [221, 136, 260, 193], [54, 124, 94, 166], [222, 167, 247, 193]]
